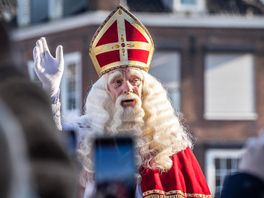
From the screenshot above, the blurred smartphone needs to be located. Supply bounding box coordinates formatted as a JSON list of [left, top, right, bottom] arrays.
[[93, 136, 136, 198]]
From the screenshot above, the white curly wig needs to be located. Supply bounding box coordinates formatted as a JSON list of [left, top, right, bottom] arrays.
[[140, 71, 192, 171], [77, 69, 192, 176]]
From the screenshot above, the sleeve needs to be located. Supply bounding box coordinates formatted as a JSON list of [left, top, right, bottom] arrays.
[[50, 90, 62, 130]]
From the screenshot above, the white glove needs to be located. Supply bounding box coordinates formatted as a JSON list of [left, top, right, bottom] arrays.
[[33, 37, 64, 97], [239, 131, 264, 181]]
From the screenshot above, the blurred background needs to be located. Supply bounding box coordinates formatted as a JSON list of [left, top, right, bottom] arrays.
[[1, 0, 264, 197]]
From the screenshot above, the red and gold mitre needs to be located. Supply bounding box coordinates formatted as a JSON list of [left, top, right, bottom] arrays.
[[89, 5, 154, 76]]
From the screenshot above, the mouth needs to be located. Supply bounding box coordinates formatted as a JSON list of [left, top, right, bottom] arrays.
[[121, 99, 136, 108]]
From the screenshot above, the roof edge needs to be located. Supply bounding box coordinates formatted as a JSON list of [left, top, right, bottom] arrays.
[[12, 11, 264, 41]]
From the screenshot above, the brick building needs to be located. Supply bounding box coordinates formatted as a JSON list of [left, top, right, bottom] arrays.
[[8, 0, 264, 196]]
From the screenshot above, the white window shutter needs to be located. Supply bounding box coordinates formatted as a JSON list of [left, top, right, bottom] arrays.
[[204, 53, 256, 120]]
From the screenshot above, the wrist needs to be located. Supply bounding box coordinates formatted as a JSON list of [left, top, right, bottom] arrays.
[[42, 84, 59, 98], [50, 90, 60, 104]]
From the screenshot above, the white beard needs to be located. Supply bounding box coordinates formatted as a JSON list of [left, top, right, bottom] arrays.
[[108, 93, 145, 137]]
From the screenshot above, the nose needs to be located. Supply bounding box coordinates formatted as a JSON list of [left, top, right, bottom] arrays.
[[122, 80, 133, 94]]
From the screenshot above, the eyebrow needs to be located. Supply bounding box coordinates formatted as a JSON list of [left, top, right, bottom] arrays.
[[129, 69, 143, 79], [107, 71, 123, 84]]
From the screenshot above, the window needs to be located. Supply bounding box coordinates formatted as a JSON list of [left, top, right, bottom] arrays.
[[30, 0, 48, 24], [63, 0, 88, 16], [61, 52, 82, 121], [167, 0, 206, 12], [17, 0, 31, 26], [181, 0, 197, 5], [16, 0, 88, 26], [27, 61, 39, 82], [205, 149, 244, 198], [204, 53, 256, 120], [149, 51, 181, 111], [17, 0, 49, 26], [48, 0, 63, 20], [49, 0, 88, 19]]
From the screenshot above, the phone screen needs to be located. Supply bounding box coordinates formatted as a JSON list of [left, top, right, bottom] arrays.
[[93, 136, 136, 198]]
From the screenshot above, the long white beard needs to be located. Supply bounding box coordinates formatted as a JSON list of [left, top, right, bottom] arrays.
[[108, 93, 145, 137]]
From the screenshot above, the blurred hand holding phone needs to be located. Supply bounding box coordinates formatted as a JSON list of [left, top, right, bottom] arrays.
[[92, 135, 136, 198]]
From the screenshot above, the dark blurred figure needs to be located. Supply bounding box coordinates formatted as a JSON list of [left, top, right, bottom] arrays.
[[0, 103, 13, 198], [0, 21, 78, 198], [221, 132, 264, 198], [0, 100, 37, 198], [0, 20, 12, 65]]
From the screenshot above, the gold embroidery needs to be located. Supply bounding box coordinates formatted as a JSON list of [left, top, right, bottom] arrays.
[[143, 189, 212, 198]]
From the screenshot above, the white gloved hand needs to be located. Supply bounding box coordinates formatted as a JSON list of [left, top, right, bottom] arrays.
[[239, 131, 264, 181], [33, 37, 64, 97]]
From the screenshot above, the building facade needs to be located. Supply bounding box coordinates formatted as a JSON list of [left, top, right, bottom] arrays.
[[9, 0, 264, 197]]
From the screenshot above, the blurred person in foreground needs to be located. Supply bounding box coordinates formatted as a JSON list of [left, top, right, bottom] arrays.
[[0, 99, 39, 198], [0, 21, 78, 198], [33, 6, 212, 198], [221, 132, 264, 198]]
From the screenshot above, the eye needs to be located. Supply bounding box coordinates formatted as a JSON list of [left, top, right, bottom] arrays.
[[113, 79, 123, 88], [130, 78, 142, 86]]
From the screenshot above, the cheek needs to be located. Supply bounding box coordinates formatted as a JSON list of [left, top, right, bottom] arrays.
[[108, 87, 121, 101], [108, 85, 116, 100], [135, 85, 143, 98]]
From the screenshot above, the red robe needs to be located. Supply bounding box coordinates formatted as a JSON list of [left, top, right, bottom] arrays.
[[140, 147, 212, 198]]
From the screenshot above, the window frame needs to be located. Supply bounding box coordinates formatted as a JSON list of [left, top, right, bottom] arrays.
[[205, 148, 245, 197], [172, 0, 206, 12], [27, 60, 40, 82], [61, 52, 82, 121]]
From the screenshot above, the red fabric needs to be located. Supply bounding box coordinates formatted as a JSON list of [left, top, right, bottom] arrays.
[[94, 20, 151, 68], [96, 50, 120, 67], [140, 147, 211, 197], [128, 49, 149, 64], [96, 21, 119, 47], [125, 20, 148, 43]]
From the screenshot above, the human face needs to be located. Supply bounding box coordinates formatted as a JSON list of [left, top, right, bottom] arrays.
[[107, 67, 143, 108]]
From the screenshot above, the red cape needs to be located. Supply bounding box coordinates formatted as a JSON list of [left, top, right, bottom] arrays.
[[140, 147, 212, 198]]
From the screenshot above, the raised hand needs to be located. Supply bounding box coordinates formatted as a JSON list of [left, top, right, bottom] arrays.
[[33, 37, 64, 97]]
